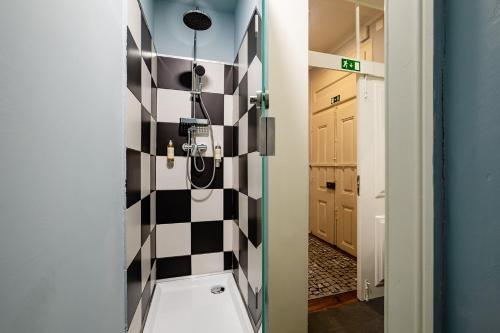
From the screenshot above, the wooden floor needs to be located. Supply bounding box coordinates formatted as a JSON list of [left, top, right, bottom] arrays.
[[308, 290, 358, 313]]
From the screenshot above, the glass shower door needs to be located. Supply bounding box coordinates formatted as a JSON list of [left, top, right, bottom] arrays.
[[259, 1, 269, 332]]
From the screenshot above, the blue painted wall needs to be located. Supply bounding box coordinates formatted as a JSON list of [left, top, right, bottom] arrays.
[[153, 0, 236, 63], [442, 0, 500, 332], [0, 1, 126, 332], [140, 0, 155, 31], [235, 0, 261, 54]]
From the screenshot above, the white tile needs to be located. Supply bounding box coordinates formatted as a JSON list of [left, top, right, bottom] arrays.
[[224, 220, 233, 252], [157, 89, 192, 123], [141, 153, 151, 199], [126, 89, 142, 151], [238, 33, 248, 84], [127, 0, 142, 49], [247, 243, 262, 291], [232, 157, 239, 190], [141, 236, 151, 291], [126, 201, 141, 268], [195, 125, 224, 158], [238, 112, 248, 155], [239, 193, 248, 237], [128, 298, 142, 333], [238, 265, 249, 303], [156, 156, 189, 190], [198, 61, 224, 94], [150, 191, 156, 231], [156, 223, 191, 258], [232, 220, 239, 260], [191, 189, 224, 222], [191, 253, 224, 275], [152, 47, 158, 84], [247, 58, 262, 112], [151, 261, 157, 287], [150, 119, 156, 157], [141, 60, 152, 112], [223, 158, 233, 189], [248, 152, 262, 199], [233, 88, 240, 125], [224, 95, 234, 126]]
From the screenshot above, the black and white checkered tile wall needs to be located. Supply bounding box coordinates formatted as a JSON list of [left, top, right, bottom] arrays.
[[126, 0, 157, 332], [154, 10, 263, 330], [232, 12, 263, 329], [154, 54, 237, 278]]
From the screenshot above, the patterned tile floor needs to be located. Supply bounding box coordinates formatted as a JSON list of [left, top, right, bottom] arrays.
[[308, 235, 357, 300]]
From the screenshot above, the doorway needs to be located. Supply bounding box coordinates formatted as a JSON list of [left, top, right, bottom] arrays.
[[307, 0, 385, 331]]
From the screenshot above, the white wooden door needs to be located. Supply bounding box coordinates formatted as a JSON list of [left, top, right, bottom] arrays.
[[357, 75, 385, 300], [335, 99, 358, 256]]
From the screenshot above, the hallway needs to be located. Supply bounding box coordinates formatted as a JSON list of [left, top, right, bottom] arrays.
[[308, 235, 357, 299]]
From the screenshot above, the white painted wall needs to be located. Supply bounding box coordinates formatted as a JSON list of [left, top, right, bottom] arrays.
[[268, 0, 309, 332]]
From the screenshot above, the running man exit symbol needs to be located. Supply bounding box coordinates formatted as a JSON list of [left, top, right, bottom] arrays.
[[341, 58, 360, 72]]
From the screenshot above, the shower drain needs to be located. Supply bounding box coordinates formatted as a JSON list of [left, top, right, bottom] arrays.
[[210, 285, 225, 294]]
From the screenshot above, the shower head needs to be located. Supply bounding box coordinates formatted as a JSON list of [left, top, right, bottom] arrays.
[[194, 65, 205, 77], [183, 9, 212, 31]]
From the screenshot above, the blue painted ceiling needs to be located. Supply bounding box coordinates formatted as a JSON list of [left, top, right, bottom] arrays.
[[158, 0, 238, 12]]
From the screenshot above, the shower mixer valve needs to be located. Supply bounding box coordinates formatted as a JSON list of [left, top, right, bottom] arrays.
[[182, 142, 207, 156]]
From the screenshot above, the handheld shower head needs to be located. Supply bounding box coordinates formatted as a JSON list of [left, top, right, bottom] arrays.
[[194, 65, 205, 77]]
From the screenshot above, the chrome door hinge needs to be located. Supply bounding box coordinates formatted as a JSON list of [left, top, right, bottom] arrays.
[[357, 175, 360, 196], [250, 90, 270, 111]]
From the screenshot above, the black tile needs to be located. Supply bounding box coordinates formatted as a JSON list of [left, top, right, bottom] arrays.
[[248, 284, 262, 325], [126, 148, 141, 208], [194, 92, 224, 125], [224, 126, 233, 157], [248, 197, 262, 247], [141, 195, 151, 245], [156, 190, 191, 223], [190, 157, 223, 189], [150, 155, 156, 192], [141, 14, 152, 72], [233, 54, 239, 93], [247, 105, 259, 153], [157, 56, 192, 91], [151, 79, 157, 120], [141, 275, 152, 323], [127, 28, 142, 102], [156, 256, 191, 279], [239, 154, 248, 195], [157, 122, 187, 156], [151, 226, 156, 267], [224, 64, 235, 95], [233, 124, 239, 156], [141, 106, 151, 154], [239, 229, 248, 277], [224, 189, 234, 220], [238, 74, 248, 118], [224, 251, 233, 270], [232, 259, 239, 283], [247, 11, 262, 65], [127, 249, 142, 326], [233, 189, 239, 219], [191, 221, 223, 254]]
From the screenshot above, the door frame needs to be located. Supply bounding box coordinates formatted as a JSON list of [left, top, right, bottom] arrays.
[[267, 0, 434, 332]]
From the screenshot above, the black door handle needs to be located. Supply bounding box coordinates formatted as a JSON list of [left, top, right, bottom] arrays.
[[326, 182, 336, 190]]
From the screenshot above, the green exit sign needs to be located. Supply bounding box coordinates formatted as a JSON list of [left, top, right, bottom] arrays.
[[341, 58, 360, 72]]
